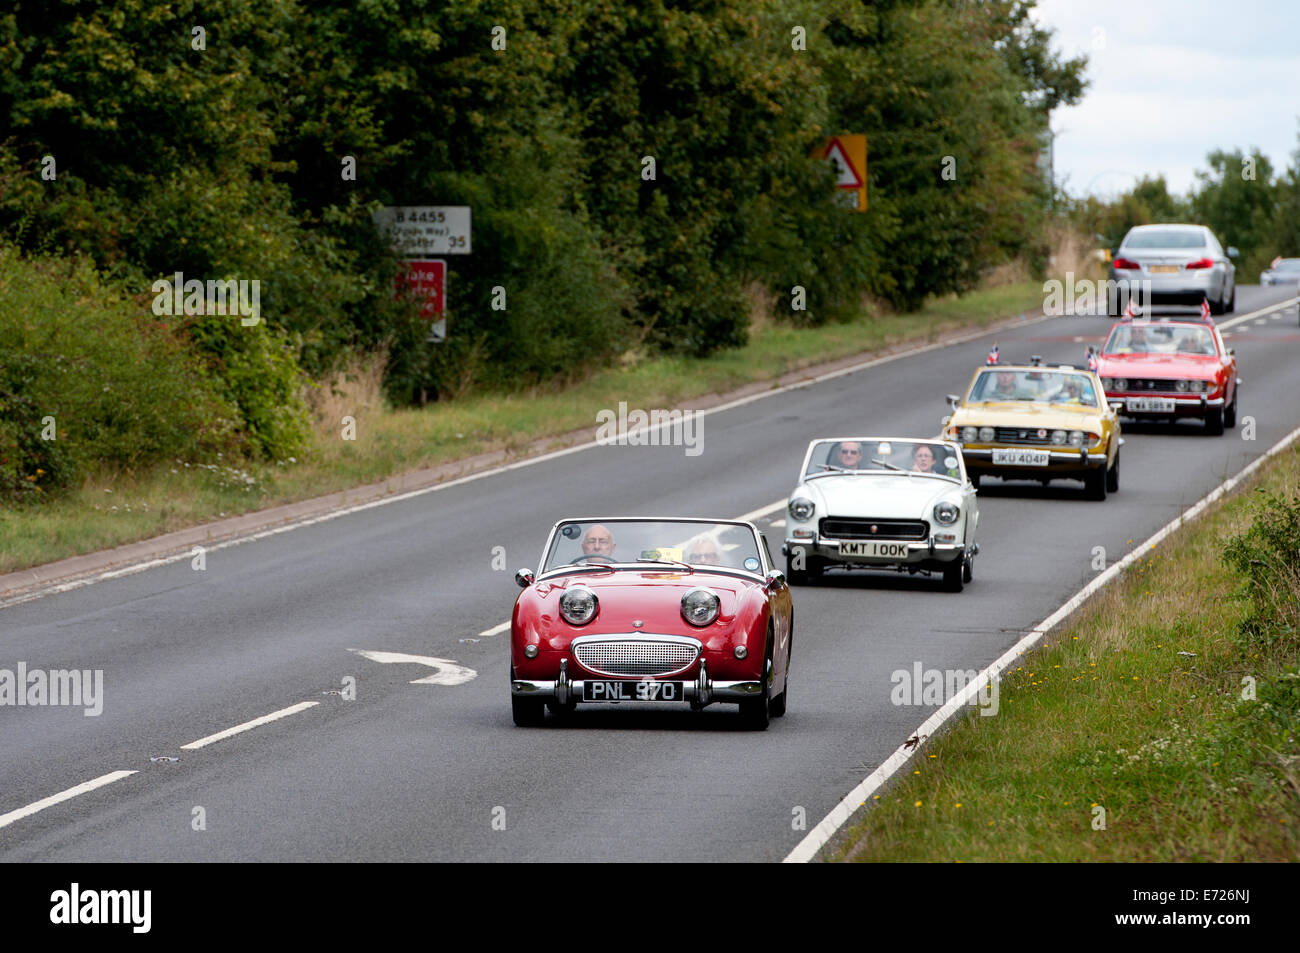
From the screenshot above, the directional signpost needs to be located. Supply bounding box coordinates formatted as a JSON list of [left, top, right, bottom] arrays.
[[375, 205, 471, 342]]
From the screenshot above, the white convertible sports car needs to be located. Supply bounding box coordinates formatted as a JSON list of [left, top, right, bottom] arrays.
[[781, 437, 980, 591]]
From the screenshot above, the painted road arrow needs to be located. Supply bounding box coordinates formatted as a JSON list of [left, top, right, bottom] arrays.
[[348, 649, 477, 686]]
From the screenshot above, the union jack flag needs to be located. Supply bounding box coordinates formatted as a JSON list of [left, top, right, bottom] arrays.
[[1123, 298, 1138, 320], [1201, 298, 1212, 321], [987, 344, 1000, 365], [1086, 347, 1099, 372]]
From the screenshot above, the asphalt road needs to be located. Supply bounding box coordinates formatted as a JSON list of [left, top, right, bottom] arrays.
[[2, 286, 1297, 862]]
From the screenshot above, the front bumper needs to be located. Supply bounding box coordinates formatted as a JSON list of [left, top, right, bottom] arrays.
[[1109, 394, 1223, 418], [511, 659, 761, 707], [960, 445, 1107, 475], [784, 536, 966, 567]]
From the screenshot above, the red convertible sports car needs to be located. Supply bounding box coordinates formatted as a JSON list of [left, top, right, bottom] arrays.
[[509, 517, 794, 729], [1094, 315, 1239, 435]]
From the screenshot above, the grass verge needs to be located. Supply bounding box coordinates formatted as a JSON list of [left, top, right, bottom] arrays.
[[832, 442, 1300, 862], [0, 281, 1046, 574]]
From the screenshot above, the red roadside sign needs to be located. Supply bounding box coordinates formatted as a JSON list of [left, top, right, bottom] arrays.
[[394, 259, 445, 317]]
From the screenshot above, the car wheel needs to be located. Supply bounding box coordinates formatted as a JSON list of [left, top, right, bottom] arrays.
[[1205, 406, 1224, 436], [784, 554, 805, 585], [1225, 392, 1238, 429], [739, 639, 773, 730], [942, 559, 964, 592], [770, 622, 790, 718], [1085, 466, 1108, 501], [1106, 448, 1120, 493], [970, 472, 981, 490], [510, 665, 547, 727], [1227, 285, 1236, 313], [1209, 293, 1223, 316], [962, 553, 973, 584]]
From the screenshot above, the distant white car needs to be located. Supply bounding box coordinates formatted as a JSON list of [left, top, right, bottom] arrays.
[[1260, 257, 1300, 288], [782, 437, 980, 592]]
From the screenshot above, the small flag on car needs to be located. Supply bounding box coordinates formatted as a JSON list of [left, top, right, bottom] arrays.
[[1200, 298, 1212, 321], [1086, 347, 1099, 372], [987, 344, 1000, 365], [1122, 298, 1137, 320]]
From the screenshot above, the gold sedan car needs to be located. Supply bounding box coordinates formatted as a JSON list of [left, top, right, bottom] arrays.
[[942, 361, 1122, 500]]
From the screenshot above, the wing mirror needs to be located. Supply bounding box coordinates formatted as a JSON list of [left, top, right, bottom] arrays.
[[764, 569, 787, 591], [946, 394, 960, 410], [1227, 246, 1240, 259], [1108, 400, 1124, 413], [515, 568, 535, 588]]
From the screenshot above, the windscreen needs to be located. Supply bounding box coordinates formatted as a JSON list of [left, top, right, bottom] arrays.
[[969, 369, 1100, 406], [543, 520, 763, 574], [1104, 323, 1216, 356], [1124, 228, 1207, 249], [804, 439, 961, 478]]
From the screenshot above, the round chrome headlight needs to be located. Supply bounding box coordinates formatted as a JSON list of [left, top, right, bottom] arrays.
[[1068, 430, 1084, 447], [1113, 378, 1127, 391], [789, 497, 815, 521], [961, 426, 978, 443], [1174, 379, 1188, 393], [1190, 379, 1206, 393], [681, 588, 720, 627], [1101, 377, 1114, 390], [978, 427, 995, 442], [933, 501, 960, 525], [1051, 429, 1067, 445], [559, 586, 598, 625]]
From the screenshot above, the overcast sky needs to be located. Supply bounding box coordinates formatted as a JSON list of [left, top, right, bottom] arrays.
[[1034, 0, 1300, 198]]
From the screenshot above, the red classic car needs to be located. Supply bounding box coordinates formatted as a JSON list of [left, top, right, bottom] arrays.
[[510, 518, 793, 729], [1095, 317, 1239, 434]]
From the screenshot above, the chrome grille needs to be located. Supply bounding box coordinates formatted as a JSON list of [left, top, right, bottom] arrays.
[[994, 427, 1053, 445], [573, 638, 699, 677], [1116, 378, 1182, 393], [820, 517, 929, 540]]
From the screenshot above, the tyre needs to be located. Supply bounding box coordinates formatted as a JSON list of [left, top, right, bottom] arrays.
[[942, 559, 964, 592], [970, 472, 981, 490], [770, 622, 791, 718], [1084, 466, 1108, 501], [1209, 293, 1223, 316], [1106, 448, 1120, 493], [785, 548, 822, 585], [1205, 406, 1224, 436], [962, 554, 973, 584], [1226, 285, 1236, 313], [739, 642, 773, 730], [1225, 392, 1237, 429], [510, 665, 546, 727]]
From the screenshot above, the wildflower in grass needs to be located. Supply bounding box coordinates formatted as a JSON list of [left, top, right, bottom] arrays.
[[915, 800, 922, 807]]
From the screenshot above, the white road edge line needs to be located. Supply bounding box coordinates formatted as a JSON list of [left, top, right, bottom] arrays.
[[477, 621, 511, 638], [1216, 295, 1299, 331], [0, 770, 137, 831], [1, 314, 1061, 611], [180, 701, 319, 751], [783, 420, 1300, 864]]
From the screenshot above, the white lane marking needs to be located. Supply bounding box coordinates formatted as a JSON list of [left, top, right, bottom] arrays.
[[736, 499, 786, 524], [1255, 318, 1267, 325], [1218, 295, 1299, 330], [477, 621, 510, 638], [770, 518, 787, 528], [349, 649, 477, 686], [784, 420, 1300, 863], [180, 701, 319, 750], [3, 314, 1062, 611], [0, 770, 137, 831]]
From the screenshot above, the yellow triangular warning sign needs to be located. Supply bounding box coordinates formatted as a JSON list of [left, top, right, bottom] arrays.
[[824, 138, 863, 189]]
